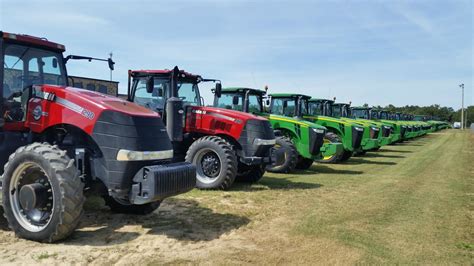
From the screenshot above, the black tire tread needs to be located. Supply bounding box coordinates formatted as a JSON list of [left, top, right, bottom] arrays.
[[266, 137, 298, 173], [1, 143, 85, 243], [185, 136, 237, 190]]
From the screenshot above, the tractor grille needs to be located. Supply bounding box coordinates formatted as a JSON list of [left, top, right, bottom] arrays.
[[370, 127, 380, 139], [309, 128, 325, 156], [352, 127, 364, 149]]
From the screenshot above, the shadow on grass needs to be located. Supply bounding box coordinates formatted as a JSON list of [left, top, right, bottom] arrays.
[[292, 165, 364, 175], [0, 198, 250, 246], [377, 149, 413, 153], [363, 153, 405, 159], [345, 158, 397, 165], [233, 176, 323, 191]]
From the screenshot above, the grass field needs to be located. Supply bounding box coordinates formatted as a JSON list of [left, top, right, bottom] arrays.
[[0, 130, 472, 265]]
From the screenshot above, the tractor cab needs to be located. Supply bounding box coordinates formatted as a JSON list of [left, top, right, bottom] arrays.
[[351, 107, 371, 120], [1, 33, 68, 125], [267, 93, 311, 118], [213, 87, 266, 114], [330, 103, 352, 118], [306, 99, 333, 117]]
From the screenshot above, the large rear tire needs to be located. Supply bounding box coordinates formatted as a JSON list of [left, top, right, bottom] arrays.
[[103, 196, 161, 215], [266, 137, 298, 173], [1, 143, 85, 243], [186, 136, 237, 190]]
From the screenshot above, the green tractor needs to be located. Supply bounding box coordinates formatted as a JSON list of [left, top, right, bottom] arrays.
[[363, 108, 406, 143], [350, 106, 395, 146], [329, 102, 394, 149], [308, 99, 382, 155], [213, 88, 344, 172], [414, 115, 448, 132], [265, 94, 364, 163]]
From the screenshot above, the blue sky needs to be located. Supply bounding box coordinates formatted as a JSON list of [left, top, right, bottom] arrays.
[[1, 0, 472, 109]]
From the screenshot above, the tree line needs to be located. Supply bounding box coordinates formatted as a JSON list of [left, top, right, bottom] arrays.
[[362, 104, 474, 126]]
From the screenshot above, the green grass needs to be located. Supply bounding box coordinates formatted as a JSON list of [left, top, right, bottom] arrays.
[[171, 130, 473, 264]]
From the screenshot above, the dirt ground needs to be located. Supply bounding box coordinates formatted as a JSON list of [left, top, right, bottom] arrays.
[[0, 130, 472, 265]]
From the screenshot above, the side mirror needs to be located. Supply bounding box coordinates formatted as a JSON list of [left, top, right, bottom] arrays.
[[146, 77, 154, 93], [265, 99, 270, 106], [232, 95, 239, 105], [108, 58, 115, 71], [283, 101, 288, 108], [215, 83, 222, 98], [52, 58, 58, 68]]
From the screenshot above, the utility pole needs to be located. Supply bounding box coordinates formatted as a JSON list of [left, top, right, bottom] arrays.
[[459, 84, 464, 130]]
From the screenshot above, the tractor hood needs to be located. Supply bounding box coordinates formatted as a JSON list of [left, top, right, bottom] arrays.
[[269, 114, 326, 130], [43, 85, 159, 118], [193, 106, 268, 122]]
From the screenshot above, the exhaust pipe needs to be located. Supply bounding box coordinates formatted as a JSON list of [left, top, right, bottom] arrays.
[[166, 66, 184, 142]]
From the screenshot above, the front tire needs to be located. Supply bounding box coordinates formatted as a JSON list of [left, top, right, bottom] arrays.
[[186, 136, 237, 190], [295, 157, 314, 170], [1, 143, 85, 243], [103, 196, 161, 215], [266, 137, 298, 173]]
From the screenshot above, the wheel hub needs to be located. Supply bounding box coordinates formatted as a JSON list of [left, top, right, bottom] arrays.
[[19, 183, 48, 211], [201, 152, 221, 178]]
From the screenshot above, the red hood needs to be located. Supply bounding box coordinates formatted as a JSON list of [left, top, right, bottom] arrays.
[[44, 85, 159, 118], [192, 106, 267, 121]]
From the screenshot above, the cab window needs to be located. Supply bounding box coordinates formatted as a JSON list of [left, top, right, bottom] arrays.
[[216, 94, 243, 111], [271, 98, 295, 117], [248, 94, 262, 113]]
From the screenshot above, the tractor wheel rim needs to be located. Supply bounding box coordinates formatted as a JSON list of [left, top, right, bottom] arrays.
[[9, 162, 54, 232], [194, 148, 222, 184]]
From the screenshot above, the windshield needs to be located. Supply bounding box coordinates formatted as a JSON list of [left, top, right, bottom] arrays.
[[271, 97, 296, 117], [133, 77, 201, 111], [215, 93, 244, 111], [2, 42, 66, 121], [352, 109, 369, 119], [331, 105, 342, 117], [307, 101, 323, 116]]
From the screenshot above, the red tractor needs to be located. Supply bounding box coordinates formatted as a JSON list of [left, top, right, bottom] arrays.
[[0, 32, 196, 242], [127, 68, 278, 189]]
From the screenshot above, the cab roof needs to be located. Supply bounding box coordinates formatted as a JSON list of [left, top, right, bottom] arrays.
[[270, 93, 311, 99], [222, 87, 266, 95], [1, 31, 65, 51], [130, 69, 200, 79], [351, 106, 371, 110], [309, 98, 335, 104]]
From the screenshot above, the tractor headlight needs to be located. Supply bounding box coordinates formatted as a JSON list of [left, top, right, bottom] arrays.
[[371, 126, 379, 131], [116, 149, 174, 161], [312, 128, 325, 134], [383, 125, 391, 129], [254, 138, 276, 146], [354, 126, 364, 132]]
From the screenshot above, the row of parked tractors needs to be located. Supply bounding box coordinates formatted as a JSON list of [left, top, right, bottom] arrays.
[[0, 32, 450, 242]]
